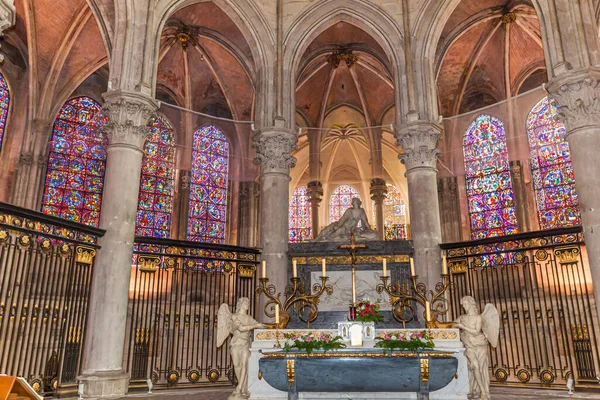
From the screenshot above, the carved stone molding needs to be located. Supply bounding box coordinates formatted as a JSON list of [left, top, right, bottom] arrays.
[[370, 178, 387, 203], [307, 181, 323, 205], [18, 152, 33, 166], [395, 122, 442, 172], [102, 90, 158, 149], [546, 67, 600, 134], [252, 127, 298, 175]]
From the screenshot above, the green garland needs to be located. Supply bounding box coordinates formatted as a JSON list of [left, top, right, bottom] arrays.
[[374, 331, 434, 351]]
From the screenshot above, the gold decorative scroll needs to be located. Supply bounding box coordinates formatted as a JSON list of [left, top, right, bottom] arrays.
[[75, 245, 96, 265], [293, 254, 409, 265]]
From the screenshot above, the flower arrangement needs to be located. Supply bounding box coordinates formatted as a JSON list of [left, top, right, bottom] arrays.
[[355, 298, 384, 323], [374, 330, 434, 351], [283, 332, 346, 354]]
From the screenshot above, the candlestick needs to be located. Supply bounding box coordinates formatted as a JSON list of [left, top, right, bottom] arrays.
[[322, 258, 327, 277], [292, 259, 297, 278], [275, 304, 280, 324], [262, 260, 266, 278], [382, 258, 387, 277], [442, 254, 448, 275], [425, 300, 431, 321], [410, 257, 415, 277]]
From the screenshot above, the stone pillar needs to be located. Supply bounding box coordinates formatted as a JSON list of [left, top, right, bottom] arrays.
[[307, 181, 323, 238], [78, 90, 157, 398], [396, 121, 443, 291], [547, 67, 600, 320], [510, 161, 530, 232], [253, 122, 297, 322], [370, 178, 387, 240], [438, 177, 462, 243]]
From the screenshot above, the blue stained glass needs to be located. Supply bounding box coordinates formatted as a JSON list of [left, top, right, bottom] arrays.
[[187, 125, 229, 244], [464, 114, 519, 239], [41, 97, 107, 227], [289, 186, 312, 243], [527, 97, 581, 229], [135, 116, 176, 238], [329, 185, 361, 223]]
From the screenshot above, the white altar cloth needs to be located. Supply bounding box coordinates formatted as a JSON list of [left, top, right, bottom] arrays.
[[248, 328, 469, 400]]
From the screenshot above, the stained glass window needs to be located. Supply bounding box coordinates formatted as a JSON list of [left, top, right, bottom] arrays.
[[372, 184, 407, 240], [289, 186, 312, 242], [464, 114, 518, 239], [0, 71, 10, 152], [329, 184, 361, 223], [187, 125, 229, 243], [135, 116, 176, 238], [41, 96, 107, 227], [527, 97, 581, 229]]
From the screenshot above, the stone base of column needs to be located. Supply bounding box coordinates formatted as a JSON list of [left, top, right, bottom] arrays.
[[78, 370, 129, 399]]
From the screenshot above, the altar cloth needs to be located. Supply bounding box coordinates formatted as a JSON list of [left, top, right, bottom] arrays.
[[248, 329, 469, 400]]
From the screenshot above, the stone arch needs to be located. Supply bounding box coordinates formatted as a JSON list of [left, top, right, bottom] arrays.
[[148, 0, 275, 125], [282, 0, 408, 130], [412, 0, 556, 120]]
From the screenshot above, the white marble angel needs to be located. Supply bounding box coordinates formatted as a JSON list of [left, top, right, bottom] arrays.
[[453, 296, 499, 400], [217, 298, 265, 400]]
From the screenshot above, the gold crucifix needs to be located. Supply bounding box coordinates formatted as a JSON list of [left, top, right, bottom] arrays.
[[338, 232, 369, 305]]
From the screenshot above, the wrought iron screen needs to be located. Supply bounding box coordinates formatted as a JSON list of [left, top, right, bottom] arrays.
[[0, 203, 104, 396], [126, 237, 259, 388], [442, 226, 600, 388]]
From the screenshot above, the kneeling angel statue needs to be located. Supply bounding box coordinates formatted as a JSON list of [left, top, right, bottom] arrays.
[[217, 298, 265, 400], [454, 296, 499, 400]]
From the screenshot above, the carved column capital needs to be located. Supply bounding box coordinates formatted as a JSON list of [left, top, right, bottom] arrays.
[[395, 121, 442, 173], [307, 181, 323, 205], [370, 178, 388, 203], [18, 151, 33, 166], [547, 67, 600, 134], [102, 90, 158, 149], [252, 126, 298, 175]]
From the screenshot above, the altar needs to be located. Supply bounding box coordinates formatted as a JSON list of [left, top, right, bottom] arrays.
[[248, 329, 469, 400]]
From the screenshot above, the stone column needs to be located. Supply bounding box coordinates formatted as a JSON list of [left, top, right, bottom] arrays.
[[307, 181, 323, 238], [396, 121, 443, 291], [547, 67, 600, 319], [253, 122, 297, 322], [438, 177, 462, 243], [510, 161, 530, 232], [78, 90, 157, 398], [370, 178, 387, 240]]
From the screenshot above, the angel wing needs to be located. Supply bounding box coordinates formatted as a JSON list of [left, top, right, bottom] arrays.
[[481, 303, 500, 348], [216, 303, 233, 348]]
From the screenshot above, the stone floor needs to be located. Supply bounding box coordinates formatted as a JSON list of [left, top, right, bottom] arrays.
[[82, 386, 600, 400]]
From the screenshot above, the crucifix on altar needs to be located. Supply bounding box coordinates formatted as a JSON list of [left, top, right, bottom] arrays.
[[338, 232, 369, 308]]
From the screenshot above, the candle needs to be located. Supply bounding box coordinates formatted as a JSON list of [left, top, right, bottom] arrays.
[[292, 259, 297, 278], [425, 300, 431, 321], [322, 258, 327, 277], [442, 254, 448, 275], [262, 260, 266, 278], [410, 257, 415, 277], [275, 304, 280, 324], [382, 258, 387, 277]]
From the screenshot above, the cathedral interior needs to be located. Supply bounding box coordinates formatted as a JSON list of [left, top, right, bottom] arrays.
[[0, 0, 600, 398]]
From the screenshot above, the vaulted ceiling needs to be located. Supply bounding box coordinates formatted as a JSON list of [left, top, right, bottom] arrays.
[[436, 0, 547, 117]]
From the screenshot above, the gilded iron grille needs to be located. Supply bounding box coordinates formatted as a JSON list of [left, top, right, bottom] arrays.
[[442, 226, 600, 388]]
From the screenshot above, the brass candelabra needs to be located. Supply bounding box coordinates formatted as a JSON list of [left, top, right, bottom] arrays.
[[376, 273, 452, 329], [256, 275, 333, 328]]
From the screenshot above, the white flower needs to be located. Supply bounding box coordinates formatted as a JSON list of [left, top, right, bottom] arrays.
[[391, 335, 397, 340]]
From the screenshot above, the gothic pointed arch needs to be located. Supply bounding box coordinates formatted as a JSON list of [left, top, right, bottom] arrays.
[[187, 124, 229, 243], [527, 96, 581, 229], [135, 115, 177, 238], [41, 96, 107, 227], [463, 114, 518, 239]]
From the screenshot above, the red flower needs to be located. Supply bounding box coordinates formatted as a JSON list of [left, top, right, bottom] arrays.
[[370, 310, 375, 315], [360, 311, 367, 316]]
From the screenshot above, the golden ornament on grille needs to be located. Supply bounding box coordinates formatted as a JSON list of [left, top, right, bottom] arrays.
[[187, 370, 200, 383], [238, 263, 256, 278], [540, 370, 554, 384], [517, 369, 531, 383], [494, 368, 508, 382], [167, 370, 180, 384], [208, 369, 220, 382]]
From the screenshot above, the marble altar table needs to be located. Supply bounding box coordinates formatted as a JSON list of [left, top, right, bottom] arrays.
[[248, 329, 468, 400]]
